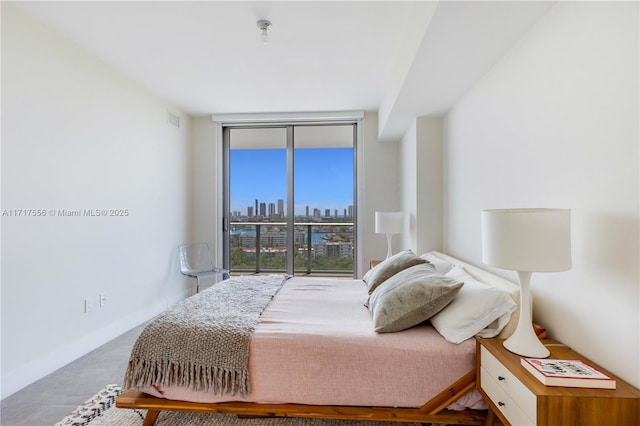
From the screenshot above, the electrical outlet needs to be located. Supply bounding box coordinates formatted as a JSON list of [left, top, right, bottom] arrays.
[[99, 293, 107, 307], [84, 298, 94, 313]]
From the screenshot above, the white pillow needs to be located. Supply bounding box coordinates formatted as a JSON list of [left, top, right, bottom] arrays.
[[419, 252, 454, 274], [430, 265, 517, 344]]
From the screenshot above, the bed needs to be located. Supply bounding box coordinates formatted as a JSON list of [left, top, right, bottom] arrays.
[[116, 251, 521, 425]]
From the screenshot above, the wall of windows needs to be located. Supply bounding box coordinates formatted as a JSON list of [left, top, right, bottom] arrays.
[[223, 124, 356, 277]]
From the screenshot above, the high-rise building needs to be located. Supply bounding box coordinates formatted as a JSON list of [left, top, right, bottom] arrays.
[[259, 202, 266, 217], [277, 199, 284, 218], [268, 202, 276, 218], [248, 206, 254, 217]]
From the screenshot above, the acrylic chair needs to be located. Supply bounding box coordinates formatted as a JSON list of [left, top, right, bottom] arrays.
[[178, 242, 229, 293]]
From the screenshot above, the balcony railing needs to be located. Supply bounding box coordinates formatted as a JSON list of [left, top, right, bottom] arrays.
[[229, 221, 354, 276]]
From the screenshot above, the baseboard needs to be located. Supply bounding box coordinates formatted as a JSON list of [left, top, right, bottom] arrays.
[[0, 294, 182, 400]]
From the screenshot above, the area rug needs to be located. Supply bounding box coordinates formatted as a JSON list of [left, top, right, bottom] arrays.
[[55, 385, 437, 426]]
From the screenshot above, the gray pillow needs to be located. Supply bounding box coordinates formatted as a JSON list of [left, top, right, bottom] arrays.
[[363, 250, 428, 294], [367, 264, 464, 333]]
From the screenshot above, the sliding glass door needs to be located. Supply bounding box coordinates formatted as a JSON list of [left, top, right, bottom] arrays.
[[223, 123, 356, 277], [224, 127, 288, 273], [292, 125, 355, 275]]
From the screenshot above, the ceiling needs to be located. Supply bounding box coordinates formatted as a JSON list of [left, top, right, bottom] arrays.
[[13, 1, 555, 142]]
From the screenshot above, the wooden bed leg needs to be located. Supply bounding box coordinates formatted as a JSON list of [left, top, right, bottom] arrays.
[[484, 408, 495, 426], [486, 408, 507, 426], [142, 409, 160, 426], [418, 369, 477, 415]]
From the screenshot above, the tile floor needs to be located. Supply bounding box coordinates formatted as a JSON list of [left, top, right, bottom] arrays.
[[1, 322, 147, 426]]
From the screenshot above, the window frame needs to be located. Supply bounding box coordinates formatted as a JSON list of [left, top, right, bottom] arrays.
[[217, 114, 361, 278]]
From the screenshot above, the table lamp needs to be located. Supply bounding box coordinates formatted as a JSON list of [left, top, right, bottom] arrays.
[[481, 208, 571, 358], [375, 211, 403, 259]]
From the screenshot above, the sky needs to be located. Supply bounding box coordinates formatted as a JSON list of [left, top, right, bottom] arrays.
[[230, 147, 354, 216]]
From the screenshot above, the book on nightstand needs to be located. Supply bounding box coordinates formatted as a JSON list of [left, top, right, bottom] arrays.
[[521, 357, 616, 389]]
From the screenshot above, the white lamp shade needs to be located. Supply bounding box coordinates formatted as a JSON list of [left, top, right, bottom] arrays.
[[481, 208, 571, 272], [375, 211, 403, 235]]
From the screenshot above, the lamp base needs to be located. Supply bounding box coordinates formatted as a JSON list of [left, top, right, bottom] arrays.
[[503, 271, 550, 358], [503, 324, 550, 358], [385, 233, 393, 260]]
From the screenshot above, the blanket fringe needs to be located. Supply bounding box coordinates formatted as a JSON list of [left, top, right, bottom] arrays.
[[123, 357, 249, 397]]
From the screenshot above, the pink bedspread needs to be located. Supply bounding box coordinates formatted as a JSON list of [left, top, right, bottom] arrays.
[[141, 276, 486, 410]]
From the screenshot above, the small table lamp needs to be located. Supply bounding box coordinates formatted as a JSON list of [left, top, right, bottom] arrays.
[[481, 208, 571, 358], [375, 211, 403, 259]]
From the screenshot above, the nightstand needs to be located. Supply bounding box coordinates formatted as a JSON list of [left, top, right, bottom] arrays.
[[476, 337, 640, 426]]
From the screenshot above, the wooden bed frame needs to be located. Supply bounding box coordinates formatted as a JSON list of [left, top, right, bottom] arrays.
[[116, 369, 487, 425]]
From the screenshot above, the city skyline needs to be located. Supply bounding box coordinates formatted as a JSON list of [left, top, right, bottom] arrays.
[[230, 196, 354, 220], [230, 147, 354, 216]]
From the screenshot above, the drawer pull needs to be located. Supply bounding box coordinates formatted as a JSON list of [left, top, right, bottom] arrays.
[[498, 376, 505, 381], [498, 401, 505, 407]]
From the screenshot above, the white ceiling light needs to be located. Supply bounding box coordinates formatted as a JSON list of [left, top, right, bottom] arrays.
[[256, 19, 272, 44]]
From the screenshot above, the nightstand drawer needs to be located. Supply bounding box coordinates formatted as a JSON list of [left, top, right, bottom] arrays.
[[481, 366, 534, 426], [480, 346, 536, 422]]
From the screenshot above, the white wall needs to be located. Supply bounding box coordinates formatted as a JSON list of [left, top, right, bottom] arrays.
[[415, 117, 443, 255], [360, 113, 401, 269], [189, 117, 219, 250], [444, 1, 638, 387], [399, 123, 419, 252], [399, 117, 443, 254], [1, 4, 192, 398]]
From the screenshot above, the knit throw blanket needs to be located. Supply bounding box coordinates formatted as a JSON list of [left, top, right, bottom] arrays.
[[123, 274, 287, 397]]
